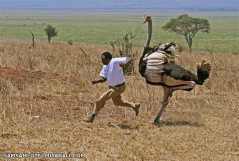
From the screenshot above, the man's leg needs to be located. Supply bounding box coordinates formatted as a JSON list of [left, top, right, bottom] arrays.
[[83, 88, 119, 122], [112, 95, 140, 116], [94, 89, 116, 115], [112, 84, 140, 116], [112, 95, 135, 108]]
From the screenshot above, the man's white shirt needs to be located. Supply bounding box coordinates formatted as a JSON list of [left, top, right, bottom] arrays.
[[100, 57, 127, 86]]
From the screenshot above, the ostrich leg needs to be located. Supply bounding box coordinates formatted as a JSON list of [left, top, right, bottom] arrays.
[[154, 87, 173, 123]]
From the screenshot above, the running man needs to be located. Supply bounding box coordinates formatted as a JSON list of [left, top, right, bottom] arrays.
[[83, 52, 140, 122]]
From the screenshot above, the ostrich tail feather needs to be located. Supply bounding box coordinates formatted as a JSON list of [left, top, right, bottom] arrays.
[[197, 59, 211, 85]]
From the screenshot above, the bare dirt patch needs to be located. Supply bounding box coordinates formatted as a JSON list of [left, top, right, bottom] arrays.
[[0, 67, 77, 85]]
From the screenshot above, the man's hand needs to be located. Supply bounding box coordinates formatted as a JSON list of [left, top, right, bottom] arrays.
[[91, 80, 99, 84], [91, 77, 107, 85], [119, 57, 133, 68], [119, 63, 125, 68]]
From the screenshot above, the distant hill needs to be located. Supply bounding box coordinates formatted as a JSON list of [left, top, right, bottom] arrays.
[[0, 0, 238, 11]]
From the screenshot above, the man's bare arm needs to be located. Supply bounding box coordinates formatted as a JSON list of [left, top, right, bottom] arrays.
[[91, 77, 107, 84], [119, 57, 133, 68]]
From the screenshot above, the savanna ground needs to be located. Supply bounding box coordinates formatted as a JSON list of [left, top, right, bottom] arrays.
[[0, 12, 238, 160]]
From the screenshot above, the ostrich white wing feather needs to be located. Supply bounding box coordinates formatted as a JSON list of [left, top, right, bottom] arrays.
[[143, 52, 167, 62], [144, 52, 167, 83]]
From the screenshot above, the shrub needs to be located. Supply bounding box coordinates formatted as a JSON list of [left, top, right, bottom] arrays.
[[109, 31, 138, 74]]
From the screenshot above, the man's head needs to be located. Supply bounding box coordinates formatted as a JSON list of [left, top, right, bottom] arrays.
[[101, 52, 112, 65]]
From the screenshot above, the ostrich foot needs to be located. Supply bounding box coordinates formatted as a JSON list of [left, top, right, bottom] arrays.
[[151, 118, 163, 125]]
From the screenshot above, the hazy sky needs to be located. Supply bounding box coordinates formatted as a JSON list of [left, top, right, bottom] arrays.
[[0, 0, 238, 11]]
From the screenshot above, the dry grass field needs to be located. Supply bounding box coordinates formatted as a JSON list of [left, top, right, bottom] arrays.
[[0, 40, 238, 160]]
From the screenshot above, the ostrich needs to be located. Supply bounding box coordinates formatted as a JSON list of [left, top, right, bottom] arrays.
[[139, 15, 211, 124]]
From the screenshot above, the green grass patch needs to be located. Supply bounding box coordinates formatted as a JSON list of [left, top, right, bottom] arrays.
[[0, 11, 238, 53]]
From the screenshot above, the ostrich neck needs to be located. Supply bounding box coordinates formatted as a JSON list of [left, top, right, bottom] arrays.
[[145, 20, 152, 48]]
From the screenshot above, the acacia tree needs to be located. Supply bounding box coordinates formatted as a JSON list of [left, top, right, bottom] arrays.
[[44, 25, 58, 43], [162, 14, 210, 51]]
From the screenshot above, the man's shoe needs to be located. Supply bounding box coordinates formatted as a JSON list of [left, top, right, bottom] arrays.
[[83, 114, 95, 123], [133, 104, 140, 116]]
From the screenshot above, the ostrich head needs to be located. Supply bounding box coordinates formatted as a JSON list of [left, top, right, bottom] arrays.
[[143, 15, 152, 24]]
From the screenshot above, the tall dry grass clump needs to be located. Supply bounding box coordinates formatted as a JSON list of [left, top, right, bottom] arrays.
[[0, 40, 238, 160]]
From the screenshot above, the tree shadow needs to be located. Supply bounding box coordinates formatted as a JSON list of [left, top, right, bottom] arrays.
[[156, 120, 203, 127]]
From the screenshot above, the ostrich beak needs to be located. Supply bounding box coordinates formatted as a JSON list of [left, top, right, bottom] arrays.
[[143, 19, 147, 24]]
